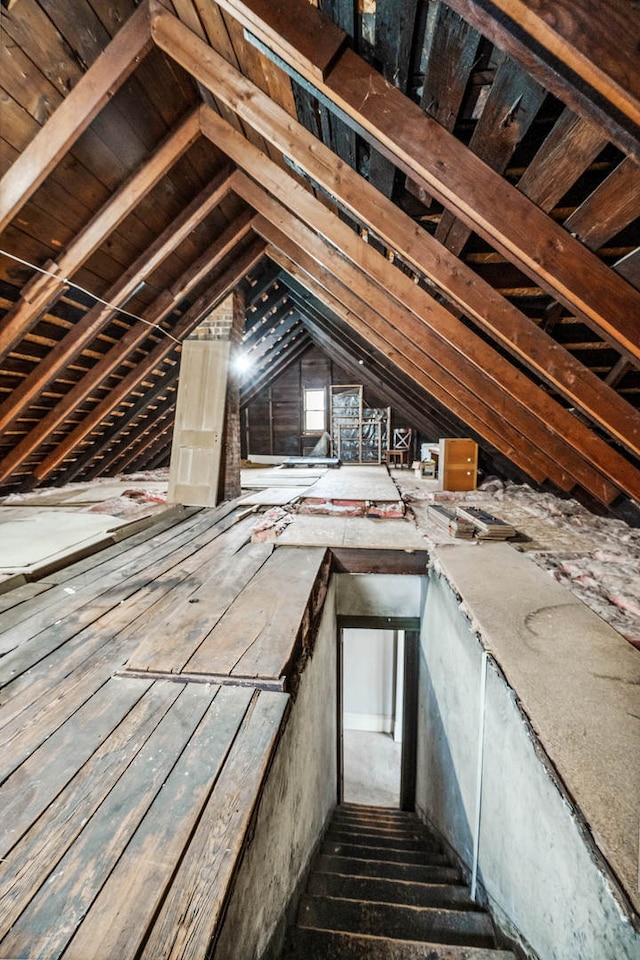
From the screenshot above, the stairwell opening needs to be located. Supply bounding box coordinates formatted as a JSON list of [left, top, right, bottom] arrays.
[[338, 618, 419, 813]]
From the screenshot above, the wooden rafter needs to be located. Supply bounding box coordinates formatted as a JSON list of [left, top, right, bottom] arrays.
[[33, 237, 265, 484], [0, 214, 256, 485], [143, 11, 640, 458], [441, 0, 640, 164], [209, 0, 640, 363], [0, 108, 202, 363], [250, 202, 633, 504], [199, 98, 637, 499], [0, 1, 154, 234]]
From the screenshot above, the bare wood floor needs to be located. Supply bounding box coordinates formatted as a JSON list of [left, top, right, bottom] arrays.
[[0, 503, 332, 960]]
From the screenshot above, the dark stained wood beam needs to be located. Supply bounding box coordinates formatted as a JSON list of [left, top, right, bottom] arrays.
[[33, 237, 266, 484], [441, 0, 640, 165], [516, 108, 607, 211], [408, 1, 481, 206], [435, 53, 546, 255], [149, 12, 640, 457], [99, 396, 178, 477], [563, 158, 640, 252], [208, 0, 640, 362], [0, 1, 154, 234], [606, 357, 633, 390], [79, 365, 181, 481], [127, 422, 175, 473], [0, 168, 235, 436], [0, 215, 257, 485]]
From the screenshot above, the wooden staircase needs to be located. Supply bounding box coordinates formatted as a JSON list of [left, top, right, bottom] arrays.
[[282, 803, 516, 959]]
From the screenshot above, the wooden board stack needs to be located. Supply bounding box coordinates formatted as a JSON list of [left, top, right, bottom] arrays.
[[426, 504, 475, 539], [456, 506, 517, 540]]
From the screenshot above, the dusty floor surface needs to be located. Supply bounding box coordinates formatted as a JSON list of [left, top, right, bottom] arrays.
[[396, 474, 640, 651]]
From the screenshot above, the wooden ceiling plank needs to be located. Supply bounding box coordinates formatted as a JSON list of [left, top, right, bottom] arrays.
[[0, 1, 153, 234], [210, 0, 640, 363], [615, 247, 640, 290], [0, 169, 234, 436], [154, 12, 640, 459], [80, 365, 181, 480], [516, 108, 607, 212], [248, 198, 625, 503], [458, 0, 640, 159], [407, 1, 481, 205], [435, 54, 546, 255], [32, 237, 266, 483], [420, 1, 482, 129], [563, 157, 640, 252], [268, 242, 553, 487], [442, 0, 640, 164], [0, 109, 201, 362], [366, 0, 419, 199], [0, 215, 256, 485]]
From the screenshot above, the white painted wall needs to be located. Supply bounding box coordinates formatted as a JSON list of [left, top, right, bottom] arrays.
[[343, 628, 395, 732], [417, 558, 640, 960], [212, 580, 338, 960], [335, 572, 424, 619]]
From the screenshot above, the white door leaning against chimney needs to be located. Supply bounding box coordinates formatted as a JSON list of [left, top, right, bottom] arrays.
[[168, 337, 230, 507]]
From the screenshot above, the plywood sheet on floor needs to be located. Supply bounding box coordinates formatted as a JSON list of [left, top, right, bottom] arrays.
[[0, 508, 131, 572], [127, 545, 329, 680], [302, 465, 400, 502], [241, 467, 326, 489], [277, 515, 426, 550], [239, 487, 307, 505]]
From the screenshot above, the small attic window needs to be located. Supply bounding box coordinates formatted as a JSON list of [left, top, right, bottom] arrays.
[[304, 388, 326, 433]]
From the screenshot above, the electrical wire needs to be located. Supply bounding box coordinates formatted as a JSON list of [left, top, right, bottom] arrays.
[[0, 247, 182, 345]]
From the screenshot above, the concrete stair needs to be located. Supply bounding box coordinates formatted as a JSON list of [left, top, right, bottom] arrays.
[[282, 803, 516, 959]]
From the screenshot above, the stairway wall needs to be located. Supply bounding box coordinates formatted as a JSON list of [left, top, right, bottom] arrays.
[[212, 580, 338, 960], [417, 556, 640, 960]]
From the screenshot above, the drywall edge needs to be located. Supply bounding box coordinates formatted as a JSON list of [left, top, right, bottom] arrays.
[[417, 548, 640, 960]]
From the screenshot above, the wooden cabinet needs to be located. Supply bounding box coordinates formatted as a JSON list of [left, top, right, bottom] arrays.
[[440, 438, 478, 491]]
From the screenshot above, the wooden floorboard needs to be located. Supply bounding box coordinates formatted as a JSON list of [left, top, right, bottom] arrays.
[[184, 545, 328, 678], [0, 504, 329, 960]]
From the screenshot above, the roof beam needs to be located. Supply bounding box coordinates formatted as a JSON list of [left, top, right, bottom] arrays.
[[0, 1, 154, 234], [267, 239, 551, 487], [33, 237, 266, 484], [0, 167, 234, 436], [435, 54, 546, 255], [251, 200, 629, 504], [0, 108, 201, 363], [441, 0, 640, 164], [78, 364, 181, 481], [0, 214, 256, 485], [209, 0, 640, 362], [146, 14, 640, 457], [200, 101, 635, 499]]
